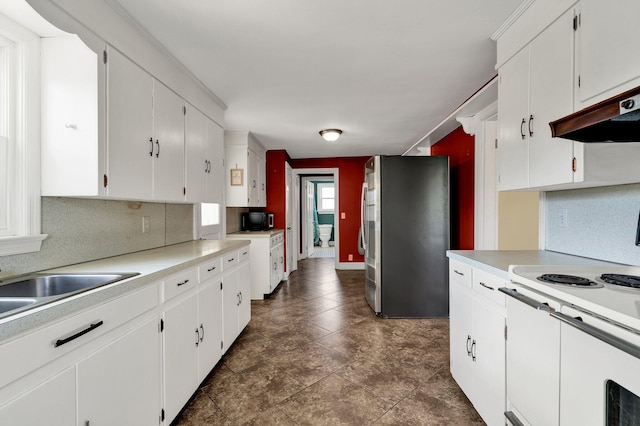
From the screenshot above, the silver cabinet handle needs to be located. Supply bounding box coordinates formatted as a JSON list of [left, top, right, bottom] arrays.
[[505, 411, 525, 426], [478, 282, 494, 291], [551, 312, 640, 360], [466, 335, 472, 356], [499, 287, 552, 312]]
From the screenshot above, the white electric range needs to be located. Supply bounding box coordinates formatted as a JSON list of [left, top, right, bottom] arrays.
[[503, 264, 640, 426]]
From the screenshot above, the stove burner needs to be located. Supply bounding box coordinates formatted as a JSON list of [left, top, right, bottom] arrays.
[[600, 274, 640, 289], [537, 274, 598, 287]]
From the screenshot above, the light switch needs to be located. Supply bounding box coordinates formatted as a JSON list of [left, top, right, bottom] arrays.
[[142, 216, 150, 233], [341, 212, 346, 219]]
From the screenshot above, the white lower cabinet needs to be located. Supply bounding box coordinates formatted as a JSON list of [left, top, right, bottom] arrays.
[[162, 293, 199, 422], [0, 367, 76, 426], [78, 317, 161, 426], [449, 260, 506, 426], [0, 244, 251, 426], [222, 249, 251, 352], [227, 231, 283, 299]]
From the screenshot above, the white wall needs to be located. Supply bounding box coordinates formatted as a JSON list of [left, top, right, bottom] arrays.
[[545, 183, 640, 265]]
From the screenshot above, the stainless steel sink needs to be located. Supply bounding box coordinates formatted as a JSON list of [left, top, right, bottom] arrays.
[[0, 298, 37, 315], [0, 273, 138, 298], [0, 272, 139, 319]]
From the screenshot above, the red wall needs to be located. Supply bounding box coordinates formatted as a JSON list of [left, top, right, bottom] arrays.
[[431, 126, 474, 250], [266, 154, 368, 265]]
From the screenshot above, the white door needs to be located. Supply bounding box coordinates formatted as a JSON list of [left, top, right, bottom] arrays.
[[152, 80, 185, 201], [206, 119, 225, 204], [184, 104, 207, 202], [106, 48, 153, 199], [222, 269, 239, 352], [78, 317, 161, 426], [305, 180, 315, 258], [0, 367, 75, 426], [197, 281, 223, 382], [285, 163, 296, 274], [163, 294, 199, 422]]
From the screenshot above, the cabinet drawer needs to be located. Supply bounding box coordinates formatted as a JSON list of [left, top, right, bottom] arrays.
[[0, 283, 158, 389], [239, 246, 250, 263], [473, 269, 506, 308], [449, 260, 472, 288], [198, 257, 222, 283], [222, 251, 239, 269], [163, 268, 198, 302]]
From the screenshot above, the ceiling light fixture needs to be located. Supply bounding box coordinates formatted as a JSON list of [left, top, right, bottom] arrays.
[[319, 129, 342, 142]]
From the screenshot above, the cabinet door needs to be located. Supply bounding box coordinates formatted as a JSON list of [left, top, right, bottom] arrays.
[[577, 0, 640, 106], [258, 154, 266, 206], [106, 48, 153, 199], [163, 294, 199, 422], [248, 148, 259, 206], [0, 367, 75, 426], [472, 299, 506, 426], [197, 280, 223, 382], [206, 119, 225, 204], [185, 105, 208, 203], [222, 269, 239, 352], [449, 280, 474, 399], [152, 81, 185, 202], [270, 246, 279, 291], [238, 260, 251, 332], [225, 145, 249, 207], [77, 317, 161, 426], [528, 9, 575, 188], [497, 48, 530, 191]]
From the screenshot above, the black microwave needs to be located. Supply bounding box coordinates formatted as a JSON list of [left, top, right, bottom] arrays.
[[241, 212, 274, 231]]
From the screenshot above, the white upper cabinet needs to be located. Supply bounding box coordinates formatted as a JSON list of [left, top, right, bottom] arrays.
[[106, 47, 154, 200], [107, 48, 184, 202], [185, 105, 225, 204], [575, 0, 640, 108], [225, 131, 267, 207], [496, 2, 640, 191], [41, 39, 224, 203], [498, 9, 574, 191]]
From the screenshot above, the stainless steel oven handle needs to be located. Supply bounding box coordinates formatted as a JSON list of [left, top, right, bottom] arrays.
[[504, 411, 525, 426], [551, 311, 640, 360], [498, 287, 552, 312]]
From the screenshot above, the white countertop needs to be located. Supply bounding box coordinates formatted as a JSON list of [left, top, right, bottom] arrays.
[[227, 229, 284, 238], [446, 250, 616, 279], [0, 239, 250, 341]]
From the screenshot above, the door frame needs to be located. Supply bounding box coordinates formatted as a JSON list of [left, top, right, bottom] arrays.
[[293, 168, 339, 270]]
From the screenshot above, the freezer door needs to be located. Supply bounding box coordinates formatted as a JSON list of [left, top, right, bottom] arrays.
[[363, 156, 381, 313]]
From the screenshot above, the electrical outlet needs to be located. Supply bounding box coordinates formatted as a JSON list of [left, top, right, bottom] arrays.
[[559, 209, 568, 228], [348, 254, 353, 261], [142, 216, 150, 233]]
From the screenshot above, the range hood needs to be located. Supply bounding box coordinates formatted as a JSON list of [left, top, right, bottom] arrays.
[[550, 86, 640, 143]]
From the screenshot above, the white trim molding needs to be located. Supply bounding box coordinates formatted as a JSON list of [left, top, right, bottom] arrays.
[[0, 234, 47, 256]]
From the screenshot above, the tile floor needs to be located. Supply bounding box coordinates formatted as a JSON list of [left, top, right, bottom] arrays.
[[174, 258, 484, 425]]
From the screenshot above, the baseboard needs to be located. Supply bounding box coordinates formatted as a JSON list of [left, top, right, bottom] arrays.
[[336, 262, 365, 270]]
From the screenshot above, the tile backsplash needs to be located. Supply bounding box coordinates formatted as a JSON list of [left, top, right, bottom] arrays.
[[0, 198, 193, 278], [226, 207, 249, 234], [545, 183, 640, 265]]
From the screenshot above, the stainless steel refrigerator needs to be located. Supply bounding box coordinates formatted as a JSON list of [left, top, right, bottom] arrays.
[[361, 155, 450, 318]]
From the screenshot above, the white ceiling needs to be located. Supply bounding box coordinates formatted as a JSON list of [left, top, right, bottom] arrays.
[[110, 0, 521, 159]]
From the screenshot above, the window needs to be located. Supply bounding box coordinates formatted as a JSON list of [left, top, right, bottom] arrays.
[[196, 203, 221, 240], [0, 12, 47, 255], [317, 182, 335, 213]]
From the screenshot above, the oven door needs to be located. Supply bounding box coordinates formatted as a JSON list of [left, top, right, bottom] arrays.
[[553, 306, 640, 426], [500, 284, 562, 426]]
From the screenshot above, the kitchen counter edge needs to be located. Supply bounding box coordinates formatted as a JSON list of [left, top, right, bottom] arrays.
[[446, 250, 616, 280], [0, 239, 250, 342]]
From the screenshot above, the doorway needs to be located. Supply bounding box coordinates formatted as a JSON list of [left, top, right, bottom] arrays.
[[294, 168, 340, 269]]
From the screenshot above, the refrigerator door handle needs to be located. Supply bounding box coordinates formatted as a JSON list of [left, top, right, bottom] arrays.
[[360, 182, 367, 252]]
